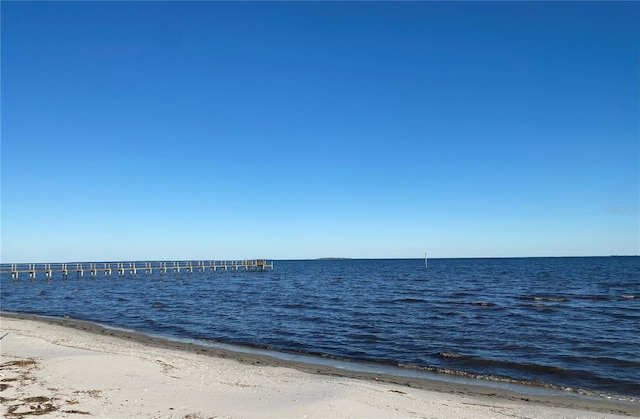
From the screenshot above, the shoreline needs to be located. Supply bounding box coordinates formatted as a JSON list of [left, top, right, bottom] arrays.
[[1, 312, 638, 418]]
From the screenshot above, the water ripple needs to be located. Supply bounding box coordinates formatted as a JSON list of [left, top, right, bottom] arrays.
[[2, 256, 639, 400]]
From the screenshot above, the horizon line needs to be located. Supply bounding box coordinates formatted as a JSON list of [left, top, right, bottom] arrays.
[[1, 254, 639, 265]]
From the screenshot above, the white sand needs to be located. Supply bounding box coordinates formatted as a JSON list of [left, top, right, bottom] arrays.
[[1, 315, 636, 418]]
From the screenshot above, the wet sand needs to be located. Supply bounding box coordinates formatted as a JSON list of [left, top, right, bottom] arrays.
[[1, 312, 637, 418]]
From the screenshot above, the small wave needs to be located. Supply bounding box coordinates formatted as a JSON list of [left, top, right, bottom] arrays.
[[394, 298, 428, 304], [469, 302, 496, 307], [519, 296, 568, 302], [283, 303, 307, 309], [397, 363, 638, 403], [535, 297, 567, 302], [574, 295, 611, 301], [524, 305, 557, 313], [434, 351, 582, 378], [439, 351, 467, 359], [151, 302, 165, 309], [346, 333, 381, 343], [564, 355, 640, 369]]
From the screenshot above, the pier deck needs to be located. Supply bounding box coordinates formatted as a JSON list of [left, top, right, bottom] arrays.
[[0, 259, 273, 280]]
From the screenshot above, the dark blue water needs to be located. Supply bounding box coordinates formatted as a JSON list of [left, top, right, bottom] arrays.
[[2, 257, 639, 400]]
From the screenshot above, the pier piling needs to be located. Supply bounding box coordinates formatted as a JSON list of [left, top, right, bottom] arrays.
[[1, 259, 273, 281]]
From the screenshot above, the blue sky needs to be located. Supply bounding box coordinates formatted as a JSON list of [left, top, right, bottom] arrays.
[[1, 1, 638, 262]]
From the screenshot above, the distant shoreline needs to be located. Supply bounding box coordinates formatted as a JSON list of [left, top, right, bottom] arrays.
[[2, 255, 638, 266]]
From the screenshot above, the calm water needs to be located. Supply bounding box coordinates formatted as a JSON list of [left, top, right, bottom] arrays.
[[2, 257, 639, 400]]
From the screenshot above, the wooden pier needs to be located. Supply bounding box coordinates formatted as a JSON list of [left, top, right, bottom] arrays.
[[0, 259, 273, 281]]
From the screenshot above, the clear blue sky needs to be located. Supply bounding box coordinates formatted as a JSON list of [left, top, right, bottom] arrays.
[[1, 1, 638, 262]]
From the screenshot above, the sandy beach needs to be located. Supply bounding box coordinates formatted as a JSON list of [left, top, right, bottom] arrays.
[[0, 313, 637, 418]]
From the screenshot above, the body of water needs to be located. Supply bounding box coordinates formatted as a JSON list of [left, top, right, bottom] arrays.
[[2, 257, 638, 400]]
